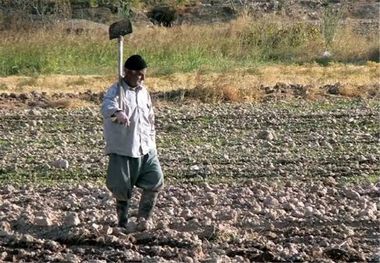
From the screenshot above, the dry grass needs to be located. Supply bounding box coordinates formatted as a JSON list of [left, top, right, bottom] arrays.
[[0, 63, 378, 103], [0, 75, 114, 94], [332, 25, 380, 63], [152, 63, 378, 92]]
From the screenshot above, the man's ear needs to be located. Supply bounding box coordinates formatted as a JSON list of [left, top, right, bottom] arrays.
[[123, 68, 129, 78]]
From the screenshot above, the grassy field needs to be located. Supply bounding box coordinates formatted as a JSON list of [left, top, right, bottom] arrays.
[[0, 15, 378, 77]]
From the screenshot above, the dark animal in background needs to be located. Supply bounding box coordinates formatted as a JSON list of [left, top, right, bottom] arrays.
[[147, 6, 177, 27]]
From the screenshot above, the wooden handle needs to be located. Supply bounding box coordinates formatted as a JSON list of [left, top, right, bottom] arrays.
[[118, 35, 124, 110]]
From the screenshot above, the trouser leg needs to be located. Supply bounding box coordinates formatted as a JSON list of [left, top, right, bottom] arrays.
[[106, 154, 133, 201], [116, 199, 129, 228], [135, 150, 164, 231]]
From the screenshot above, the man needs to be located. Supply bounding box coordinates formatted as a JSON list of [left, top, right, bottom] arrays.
[[101, 54, 164, 231]]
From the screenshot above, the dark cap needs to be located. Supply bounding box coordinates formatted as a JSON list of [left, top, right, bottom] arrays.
[[124, 54, 147, 70]]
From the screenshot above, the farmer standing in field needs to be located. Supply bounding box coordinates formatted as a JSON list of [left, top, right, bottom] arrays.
[[101, 54, 164, 231]]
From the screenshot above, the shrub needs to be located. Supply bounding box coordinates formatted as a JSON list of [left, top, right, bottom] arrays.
[[238, 16, 321, 62], [331, 25, 379, 63], [321, 4, 342, 51], [366, 46, 380, 63]]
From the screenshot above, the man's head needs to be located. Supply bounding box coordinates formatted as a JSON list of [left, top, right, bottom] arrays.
[[123, 54, 147, 87]]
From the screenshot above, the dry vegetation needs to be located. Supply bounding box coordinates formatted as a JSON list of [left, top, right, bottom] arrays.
[[1, 12, 378, 106], [0, 13, 378, 76], [0, 62, 378, 105]]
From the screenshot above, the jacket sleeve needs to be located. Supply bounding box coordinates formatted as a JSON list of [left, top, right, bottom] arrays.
[[101, 84, 121, 119]]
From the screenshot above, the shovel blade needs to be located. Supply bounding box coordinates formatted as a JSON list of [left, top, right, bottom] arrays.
[[109, 19, 133, 40]]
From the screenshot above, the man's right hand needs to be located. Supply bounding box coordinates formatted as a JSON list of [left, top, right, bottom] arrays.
[[114, 111, 130, 126]]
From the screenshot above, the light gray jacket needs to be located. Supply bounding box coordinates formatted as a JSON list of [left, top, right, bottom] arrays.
[[101, 80, 156, 157]]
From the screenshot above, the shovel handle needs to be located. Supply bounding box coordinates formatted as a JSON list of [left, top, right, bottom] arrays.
[[118, 35, 124, 110], [111, 35, 124, 124]]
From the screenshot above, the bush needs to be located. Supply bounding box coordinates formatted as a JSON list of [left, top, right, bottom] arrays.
[[321, 4, 342, 50], [331, 26, 379, 63], [238, 17, 321, 62], [367, 46, 380, 63]]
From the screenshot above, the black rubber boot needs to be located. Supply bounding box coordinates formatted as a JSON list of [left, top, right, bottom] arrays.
[[137, 190, 158, 231], [116, 200, 129, 228], [138, 190, 158, 219]]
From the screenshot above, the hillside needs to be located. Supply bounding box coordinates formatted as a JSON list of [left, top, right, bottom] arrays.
[[0, 0, 378, 35]]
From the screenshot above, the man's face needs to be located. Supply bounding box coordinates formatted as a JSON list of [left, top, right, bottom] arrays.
[[124, 68, 147, 87]]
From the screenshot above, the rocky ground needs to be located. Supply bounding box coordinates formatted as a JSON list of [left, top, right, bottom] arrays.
[[0, 93, 379, 262]]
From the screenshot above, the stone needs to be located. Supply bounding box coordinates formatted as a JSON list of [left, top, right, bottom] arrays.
[[304, 206, 314, 217], [136, 218, 154, 232], [343, 189, 361, 200], [257, 129, 276, 141], [190, 165, 200, 171], [63, 253, 81, 263], [183, 256, 194, 263], [52, 159, 69, 169], [263, 196, 279, 208], [64, 212, 81, 226], [34, 216, 53, 226], [45, 240, 61, 251]]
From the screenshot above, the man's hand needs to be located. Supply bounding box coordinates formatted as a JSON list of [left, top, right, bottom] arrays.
[[115, 111, 130, 126]]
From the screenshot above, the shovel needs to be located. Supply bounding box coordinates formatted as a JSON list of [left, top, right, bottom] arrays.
[[109, 19, 133, 122]]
